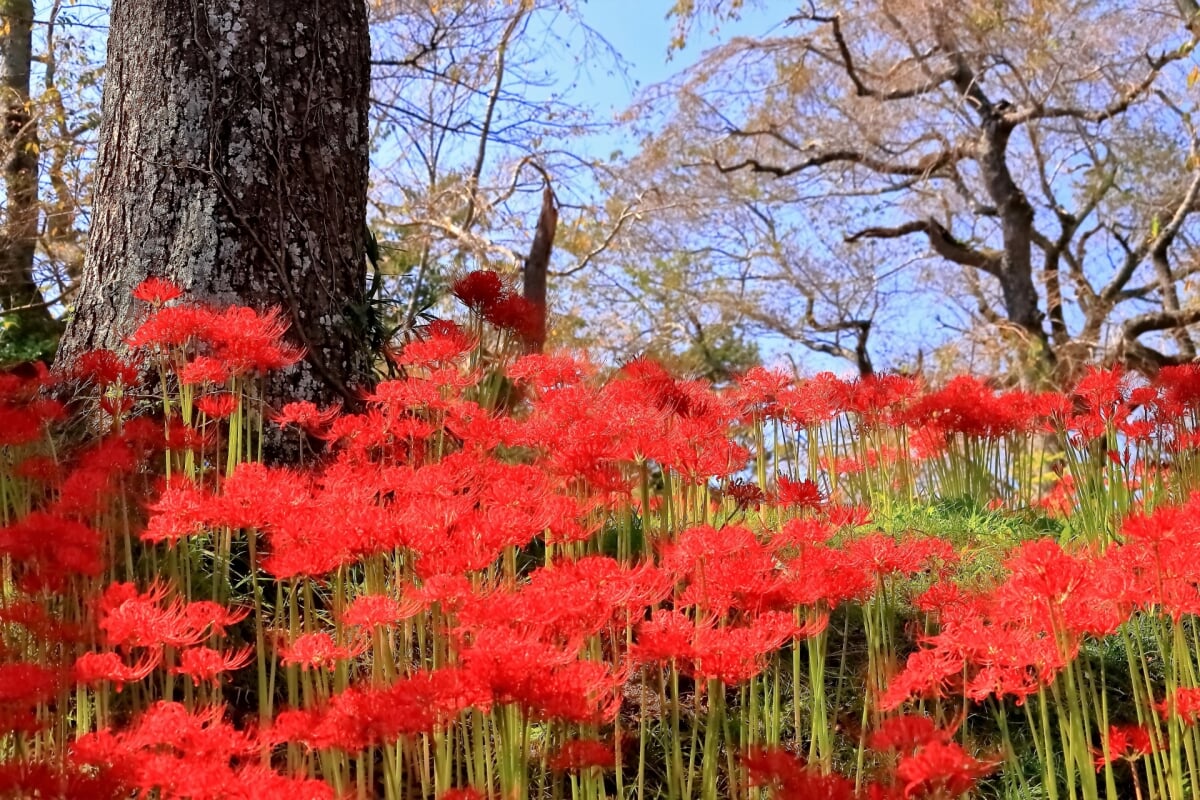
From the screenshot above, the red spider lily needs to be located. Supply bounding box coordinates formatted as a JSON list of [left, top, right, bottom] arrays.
[[827, 503, 873, 529], [847, 533, 958, 581], [132, 277, 184, 305], [128, 303, 303, 377], [482, 293, 542, 341], [451, 269, 504, 313], [0, 707, 47, 737], [506, 351, 594, 393], [692, 610, 818, 686], [224, 765, 338, 800], [73, 651, 161, 691], [0, 760, 128, 800], [513, 384, 636, 492], [517, 659, 624, 724], [195, 392, 238, 419], [439, 789, 486, 800], [894, 740, 997, 798], [71, 702, 262, 800], [1094, 723, 1154, 768], [776, 372, 848, 428], [340, 593, 423, 629], [172, 646, 254, 686], [398, 319, 474, 367], [269, 667, 490, 752], [441, 397, 522, 451], [907, 375, 1059, 440], [663, 524, 787, 616], [612, 382, 738, 475], [179, 601, 249, 636], [1115, 496, 1200, 621], [391, 456, 560, 579], [547, 739, 617, 772], [252, 479, 395, 579], [777, 541, 873, 609], [99, 395, 135, 417], [0, 512, 104, 590], [177, 355, 231, 386], [127, 304, 220, 350], [272, 400, 342, 436], [206, 306, 305, 375], [845, 373, 922, 429], [0, 600, 82, 643], [277, 632, 365, 671], [53, 436, 150, 517], [211, 461, 306, 532], [724, 477, 766, 510], [74, 350, 142, 389], [732, 366, 794, 419], [742, 747, 867, 800], [404, 573, 474, 613], [775, 475, 825, 509], [1073, 365, 1126, 414], [884, 577, 1080, 710], [996, 539, 1129, 638], [142, 479, 214, 544], [630, 609, 697, 666], [96, 582, 214, 649], [0, 662, 62, 706], [774, 517, 836, 548], [907, 375, 1011, 438], [868, 714, 948, 753], [1157, 687, 1200, 724], [0, 403, 51, 447], [1037, 473, 1077, 518], [1067, 365, 1145, 441], [880, 647, 969, 712], [161, 417, 212, 451], [458, 627, 620, 724], [455, 557, 668, 642], [14, 454, 61, 483], [0, 360, 51, 401]]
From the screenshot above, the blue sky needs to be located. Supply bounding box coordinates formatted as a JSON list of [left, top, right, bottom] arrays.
[[573, 1, 780, 121]]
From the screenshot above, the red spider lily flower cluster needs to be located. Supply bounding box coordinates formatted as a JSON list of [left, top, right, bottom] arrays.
[[12, 282, 1200, 799], [127, 278, 304, 376], [451, 269, 542, 343], [1093, 722, 1155, 768]]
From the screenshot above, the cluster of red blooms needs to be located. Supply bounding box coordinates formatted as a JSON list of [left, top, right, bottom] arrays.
[[8, 276, 1200, 798], [882, 493, 1200, 712], [743, 714, 997, 799], [451, 269, 543, 343]]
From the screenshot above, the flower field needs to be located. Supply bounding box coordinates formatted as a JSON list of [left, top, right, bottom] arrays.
[[6, 276, 1200, 799]]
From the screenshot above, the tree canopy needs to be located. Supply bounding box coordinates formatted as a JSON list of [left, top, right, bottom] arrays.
[[581, 0, 1200, 384]]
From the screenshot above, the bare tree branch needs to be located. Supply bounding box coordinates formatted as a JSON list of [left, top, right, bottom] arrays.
[[846, 219, 1002, 276], [708, 140, 971, 179]]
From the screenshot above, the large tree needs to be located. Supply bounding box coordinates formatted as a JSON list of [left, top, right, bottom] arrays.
[[56, 0, 372, 405], [611, 0, 1200, 384], [1, 0, 61, 356]]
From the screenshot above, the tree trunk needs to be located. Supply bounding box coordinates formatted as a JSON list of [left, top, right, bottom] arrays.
[[521, 183, 556, 353], [1, 0, 59, 350], [56, 0, 372, 407], [977, 118, 1051, 370]]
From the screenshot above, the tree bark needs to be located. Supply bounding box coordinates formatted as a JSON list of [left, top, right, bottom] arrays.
[[977, 116, 1049, 356], [1, 0, 59, 343], [522, 183, 556, 353], [56, 0, 372, 407]]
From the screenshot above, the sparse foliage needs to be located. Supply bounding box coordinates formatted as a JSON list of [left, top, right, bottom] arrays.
[[605, 0, 1200, 384]]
